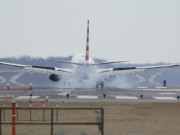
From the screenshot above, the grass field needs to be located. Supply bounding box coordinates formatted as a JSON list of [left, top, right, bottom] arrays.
[[1, 102, 180, 135]]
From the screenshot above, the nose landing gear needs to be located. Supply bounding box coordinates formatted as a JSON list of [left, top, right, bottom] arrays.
[[96, 80, 104, 88]]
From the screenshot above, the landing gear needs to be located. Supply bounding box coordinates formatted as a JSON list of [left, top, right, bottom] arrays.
[[96, 80, 104, 88]]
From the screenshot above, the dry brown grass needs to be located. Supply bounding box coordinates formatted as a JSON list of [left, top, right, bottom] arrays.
[[1, 102, 180, 135]]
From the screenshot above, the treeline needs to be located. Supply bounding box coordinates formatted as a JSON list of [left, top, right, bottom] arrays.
[[0, 55, 170, 69]]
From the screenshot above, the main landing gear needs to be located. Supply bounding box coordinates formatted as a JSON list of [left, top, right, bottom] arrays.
[[96, 80, 104, 88]]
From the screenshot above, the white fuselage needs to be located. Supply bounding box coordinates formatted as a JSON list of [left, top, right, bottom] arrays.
[[71, 53, 97, 81], [71, 53, 95, 65]]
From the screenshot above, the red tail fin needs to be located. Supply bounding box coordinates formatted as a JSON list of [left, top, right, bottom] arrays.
[[85, 20, 89, 61]]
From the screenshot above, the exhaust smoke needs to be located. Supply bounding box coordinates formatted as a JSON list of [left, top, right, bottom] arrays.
[[55, 63, 134, 88]]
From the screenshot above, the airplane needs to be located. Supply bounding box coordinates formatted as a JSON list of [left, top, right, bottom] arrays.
[[0, 20, 179, 88]]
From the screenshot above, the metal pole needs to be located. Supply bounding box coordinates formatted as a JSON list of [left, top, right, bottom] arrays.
[[43, 108, 44, 121], [3, 105, 5, 121], [56, 108, 58, 121], [3, 109, 5, 121], [12, 99, 16, 135], [102, 108, 104, 135], [51, 109, 53, 135], [16, 109, 18, 121], [42, 104, 45, 121], [30, 108, 31, 121], [0, 109, 2, 135], [16, 105, 18, 121], [29, 105, 32, 121], [56, 105, 59, 121]]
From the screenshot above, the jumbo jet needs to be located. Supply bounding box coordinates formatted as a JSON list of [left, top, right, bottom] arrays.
[[0, 20, 179, 88]]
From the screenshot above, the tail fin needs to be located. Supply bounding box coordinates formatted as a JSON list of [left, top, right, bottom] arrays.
[[85, 20, 89, 61]]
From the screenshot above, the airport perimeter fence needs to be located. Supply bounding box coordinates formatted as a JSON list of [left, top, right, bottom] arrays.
[[0, 107, 104, 135]]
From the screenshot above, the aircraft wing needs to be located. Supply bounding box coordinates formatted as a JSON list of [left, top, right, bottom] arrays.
[[48, 59, 84, 65], [0, 62, 72, 77], [0, 61, 31, 67], [90, 61, 128, 65], [97, 64, 179, 78], [48, 59, 127, 65]]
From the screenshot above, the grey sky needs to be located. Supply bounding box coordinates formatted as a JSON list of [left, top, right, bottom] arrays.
[[0, 0, 180, 64]]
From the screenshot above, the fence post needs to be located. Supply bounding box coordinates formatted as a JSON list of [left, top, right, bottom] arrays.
[[12, 99, 16, 135], [56, 105, 59, 121], [16, 105, 18, 121], [2, 105, 5, 121], [51, 109, 54, 135], [0, 109, 2, 135], [42, 104, 45, 121], [29, 104, 32, 121], [102, 108, 104, 135]]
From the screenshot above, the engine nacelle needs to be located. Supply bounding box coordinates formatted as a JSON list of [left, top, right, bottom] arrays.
[[49, 74, 61, 81]]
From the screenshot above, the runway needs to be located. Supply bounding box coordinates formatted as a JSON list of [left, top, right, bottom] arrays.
[[0, 69, 180, 103], [0, 87, 180, 103]]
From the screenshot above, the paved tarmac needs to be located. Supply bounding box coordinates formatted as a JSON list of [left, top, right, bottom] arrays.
[[0, 69, 180, 103], [0, 87, 180, 103]]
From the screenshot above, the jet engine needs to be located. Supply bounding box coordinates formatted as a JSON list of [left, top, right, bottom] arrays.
[[49, 74, 61, 81]]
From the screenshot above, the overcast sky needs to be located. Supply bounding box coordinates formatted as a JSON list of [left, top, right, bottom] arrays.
[[0, 0, 180, 64]]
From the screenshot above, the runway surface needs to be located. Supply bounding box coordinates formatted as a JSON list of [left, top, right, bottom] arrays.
[[0, 69, 180, 103], [0, 87, 180, 103]]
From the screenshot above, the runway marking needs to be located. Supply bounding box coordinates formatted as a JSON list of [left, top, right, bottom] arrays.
[[0, 95, 13, 98], [137, 87, 148, 89], [155, 87, 167, 89], [135, 89, 180, 92], [0, 76, 7, 84], [77, 96, 98, 99], [115, 96, 138, 99], [158, 93, 176, 95], [9, 72, 26, 86], [149, 71, 166, 86], [134, 73, 146, 85], [153, 97, 177, 100], [16, 96, 40, 99], [58, 92, 71, 96]]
